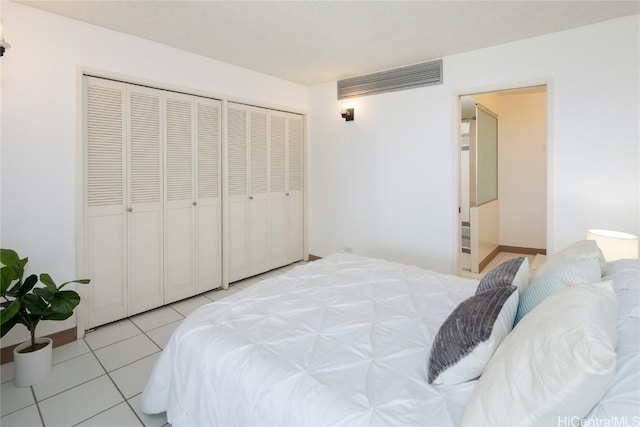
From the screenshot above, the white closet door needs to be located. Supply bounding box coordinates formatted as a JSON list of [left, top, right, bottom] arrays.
[[127, 85, 164, 315], [85, 77, 127, 328], [268, 113, 287, 268], [227, 104, 250, 282], [286, 115, 304, 263], [164, 93, 196, 303], [249, 109, 270, 276], [195, 98, 222, 293]]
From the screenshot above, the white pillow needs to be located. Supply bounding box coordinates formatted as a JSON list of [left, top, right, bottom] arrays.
[[535, 240, 606, 278], [461, 281, 617, 426], [428, 286, 519, 385]]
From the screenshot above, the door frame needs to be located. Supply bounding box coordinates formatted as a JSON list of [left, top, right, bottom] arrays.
[[453, 79, 554, 275]]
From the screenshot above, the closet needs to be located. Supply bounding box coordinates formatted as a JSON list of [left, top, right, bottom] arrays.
[[83, 77, 304, 329], [83, 76, 222, 328], [227, 102, 304, 282]]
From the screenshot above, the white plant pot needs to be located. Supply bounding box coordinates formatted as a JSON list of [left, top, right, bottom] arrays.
[[13, 337, 53, 387]]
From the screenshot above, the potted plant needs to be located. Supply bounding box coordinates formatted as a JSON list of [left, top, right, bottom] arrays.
[[1, 248, 90, 387]]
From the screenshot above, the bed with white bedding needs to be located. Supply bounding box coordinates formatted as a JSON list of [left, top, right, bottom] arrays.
[[141, 250, 640, 426]]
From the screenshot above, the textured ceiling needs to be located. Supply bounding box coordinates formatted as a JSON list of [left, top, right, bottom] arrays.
[[17, 0, 640, 85]]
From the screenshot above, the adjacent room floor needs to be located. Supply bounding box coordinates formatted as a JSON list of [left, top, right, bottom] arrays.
[[1, 263, 303, 427], [460, 252, 546, 280], [1, 253, 539, 426]]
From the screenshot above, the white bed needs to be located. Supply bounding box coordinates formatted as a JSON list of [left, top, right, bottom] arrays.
[[141, 253, 640, 426]]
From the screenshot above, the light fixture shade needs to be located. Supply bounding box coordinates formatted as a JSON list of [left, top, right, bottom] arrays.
[[586, 229, 639, 261]]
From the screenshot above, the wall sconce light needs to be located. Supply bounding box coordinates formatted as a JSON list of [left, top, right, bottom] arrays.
[[340, 102, 354, 122], [0, 19, 10, 57], [586, 229, 639, 261]]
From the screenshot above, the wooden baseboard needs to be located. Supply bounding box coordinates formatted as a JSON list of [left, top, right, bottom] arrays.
[[498, 245, 546, 255], [478, 246, 502, 272], [1, 328, 77, 364], [478, 245, 547, 273], [308, 254, 322, 261]]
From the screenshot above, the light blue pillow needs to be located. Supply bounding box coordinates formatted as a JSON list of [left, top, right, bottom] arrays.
[[514, 258, 601, 325]]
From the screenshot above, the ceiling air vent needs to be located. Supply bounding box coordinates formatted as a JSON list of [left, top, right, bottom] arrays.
[[337, 59, 442, 100]]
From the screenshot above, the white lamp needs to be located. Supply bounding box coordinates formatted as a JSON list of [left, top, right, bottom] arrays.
[[586, 229, 639, 261]]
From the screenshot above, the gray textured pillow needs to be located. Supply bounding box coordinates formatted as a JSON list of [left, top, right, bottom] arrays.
[[428, 286, 519, 385], [476, 257, 529, 294]]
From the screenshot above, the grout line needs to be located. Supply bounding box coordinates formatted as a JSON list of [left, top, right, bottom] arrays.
[[85, 321, 143, 351], [82, 341, 146, 426], [30, 386, 46, 427], [36, 373, 109, 404], [71, 400, 135, 427]]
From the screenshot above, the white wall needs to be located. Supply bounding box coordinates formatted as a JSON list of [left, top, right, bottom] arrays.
[[497, 91, 547, 249], [0, 2, 307, 346], [308, 15, 639, 273]]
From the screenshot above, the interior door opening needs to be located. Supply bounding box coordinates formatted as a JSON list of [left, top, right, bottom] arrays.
[[458, 85, 548, 275]]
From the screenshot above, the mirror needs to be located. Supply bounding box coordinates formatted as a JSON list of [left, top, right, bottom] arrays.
[[475, 104, 498, 205]]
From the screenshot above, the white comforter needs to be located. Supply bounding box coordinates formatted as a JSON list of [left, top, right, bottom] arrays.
[[141, 254, 478, 426], [141, 255, 640, 426]]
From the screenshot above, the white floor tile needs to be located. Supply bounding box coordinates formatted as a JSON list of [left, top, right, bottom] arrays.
[[94, 334, 159, 372], [85, 320, 141, 350], [0, 381, 35, 416], [39, 375, 123, 427], [170, 296, 212, 317], [0, 404, 42, 426], [130, 307, 184, 332], [33, 352, 105, 401], [52, 339, 91, 365], [76, 402, 142, 427], [110, 353, 160, 399], [146, 320, 182, 349], [128, 394, 168, 427], [1, 361, 15, 384]]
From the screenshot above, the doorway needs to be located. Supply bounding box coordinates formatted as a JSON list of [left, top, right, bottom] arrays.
[[458, 86, 548, 275]]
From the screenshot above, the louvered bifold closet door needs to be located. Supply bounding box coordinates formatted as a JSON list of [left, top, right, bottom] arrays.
[[268, 113, 288, 268], [286, 114, 304, 263], [127, 84, 164, 315], [249, 108, 270, 276], [164, 93, 196, 303], [84, 77, 128, 328], [195, 98, 222, 294], [227, 103, 250, 282]]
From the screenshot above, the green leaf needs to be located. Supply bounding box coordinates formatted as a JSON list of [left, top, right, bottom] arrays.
[[0, 314, 18, 338], [21, 293, 48, 316], [40, 273, 57, 291], [33, 287, 55, 303], [0, 267, 18, 295], [16, 275, 38, 298], [0, 249, 20, 267], [42, 310, 73, 321], [0, 300, 20, 325], [58, 279, 91, 289], [50, 291, 80, 314]]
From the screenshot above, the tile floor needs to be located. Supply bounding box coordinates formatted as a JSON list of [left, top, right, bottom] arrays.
[[1, 263, 302, 427]]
